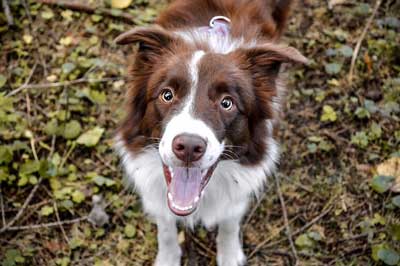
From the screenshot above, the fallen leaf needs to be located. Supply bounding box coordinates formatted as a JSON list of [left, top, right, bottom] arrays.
[[76, 127, 104, 147], [376, 157, 400, 192], [111, 0, 132, 9], [321, 105, 337, 122]]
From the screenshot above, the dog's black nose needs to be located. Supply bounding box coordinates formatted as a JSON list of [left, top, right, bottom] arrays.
[[172, 134, 207, 162]]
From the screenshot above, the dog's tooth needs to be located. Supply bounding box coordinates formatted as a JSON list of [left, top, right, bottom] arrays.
[[194, 196, 199, 203], [168, 192, 173, 201]]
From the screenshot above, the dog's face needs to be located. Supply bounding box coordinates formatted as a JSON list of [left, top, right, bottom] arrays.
[[116, 27, 307, 216]]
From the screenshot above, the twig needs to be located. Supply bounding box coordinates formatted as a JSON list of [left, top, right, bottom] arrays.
[[33, 0, 136, 24], [7, 77, 120, 96], [2, 0, 14, 26], [0, 189, 5, 227], [0, 178, 42, 233], [274, 174, 298, 265], [292, 205, 333, 236], [53, 201, 70, 244], [348, 0, 382, 85], [22, 0, 48, 76], [3, 216, 87, 231]]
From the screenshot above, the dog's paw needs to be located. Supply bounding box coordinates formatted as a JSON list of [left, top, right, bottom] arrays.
[[217, 249, 246, 266]]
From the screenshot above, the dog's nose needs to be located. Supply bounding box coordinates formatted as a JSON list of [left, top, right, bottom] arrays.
[[172, 134, 207, 162]]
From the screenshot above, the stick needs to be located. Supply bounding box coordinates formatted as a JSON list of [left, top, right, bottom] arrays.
[[348, 0, 382, 85], [274, 174, 298, 265], [33, 0, 136, 24], [3, 216, 87, 231], [7, 77, 119, 97], [0, 189, 5, 227], [54, 201, 70, 244], [0, 178, 42, 233], [292, 205, 332, 236], [2, 0, 14, 26]]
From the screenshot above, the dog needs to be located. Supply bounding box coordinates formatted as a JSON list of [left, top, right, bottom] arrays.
[[114, 0, 307, 265]]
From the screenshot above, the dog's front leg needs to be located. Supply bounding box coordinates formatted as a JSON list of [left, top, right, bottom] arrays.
[[154, 217, 181, 266], [217, 218, 246, 266]]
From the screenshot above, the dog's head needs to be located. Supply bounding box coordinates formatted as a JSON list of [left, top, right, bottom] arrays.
[[116, 25, 307, 216]]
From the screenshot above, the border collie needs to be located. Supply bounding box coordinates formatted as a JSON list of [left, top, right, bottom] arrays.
[[115, 0, 307, 265]]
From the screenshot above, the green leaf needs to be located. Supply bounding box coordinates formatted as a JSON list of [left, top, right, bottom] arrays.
[[111, 0, 133, 9], [369, 122, 382, 140], [72, 190, 85, 203], [124, 224, 136, 238], [295, 234, 314, 248], [324, 63, 342, 75], [355, 107, 370, 119], [44, 119, 59, 136], [321, 105, 337, 122], [0, 146, 13, 164], [351, 131, 369, 148], [378, 247, 400, 265], [19, 160, 40, 175], [392, 195, 400, 208], [76, 127, 104, 147], [0, 74, 6, 88], [62, 62, 76, 75], [40, 205, 54, 216], [371, 175, 395, 193], [62, 120, 82, 139], [41, 9, 54, 20], [69, 237, 84, 249], [338, 45, 353, 58]]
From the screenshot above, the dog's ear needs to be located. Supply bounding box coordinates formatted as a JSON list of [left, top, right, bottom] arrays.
[[115, 26, 178, 61], [234, 43, 308, 80]]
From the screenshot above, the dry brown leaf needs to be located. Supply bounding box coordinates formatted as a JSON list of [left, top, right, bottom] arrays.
[[328, 0, 347, 9], [111, 0, 132, 9], [376, 157, 400, 192]]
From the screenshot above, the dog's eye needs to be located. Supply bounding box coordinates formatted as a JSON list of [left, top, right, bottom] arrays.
[[220, 97, 234, 111], [160, 88, 174, 103]]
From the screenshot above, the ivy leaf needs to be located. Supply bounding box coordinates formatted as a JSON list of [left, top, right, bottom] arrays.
[[0, 146, 13, 164], [62, 120, 82, 139], [76, 127, 104, 147], [324, 63, 342, 75], [371, 175, 395, 193], [124, 224, 136, 238], [392, 195, 400, 208], [72, 190, 85, 204], [295, 234, 315, 248], [19, 161, 41, 175], [338, 45, 353, 58], [321, 105, 337, 122], [351, 131, 369, 148], [40, 205, 54, 216], [62, 62, 76, 75], [378, 247, 400, 265]]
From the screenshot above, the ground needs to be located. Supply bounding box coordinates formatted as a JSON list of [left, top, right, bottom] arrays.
[[0, 0, 399, 265]]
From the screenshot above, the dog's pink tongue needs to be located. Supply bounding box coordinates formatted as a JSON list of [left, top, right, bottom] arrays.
[[170, 167, 202, 208]]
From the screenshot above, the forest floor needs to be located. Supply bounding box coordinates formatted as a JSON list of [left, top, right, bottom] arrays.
[[0, 0, 399, 265]]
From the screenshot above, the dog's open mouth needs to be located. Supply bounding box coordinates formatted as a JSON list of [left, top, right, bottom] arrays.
[[163, 164, 216, 216]]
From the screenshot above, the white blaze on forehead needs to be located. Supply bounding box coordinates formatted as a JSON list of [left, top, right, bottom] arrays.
[[159, 50, 224, 169], [183, 50, 205, 114]]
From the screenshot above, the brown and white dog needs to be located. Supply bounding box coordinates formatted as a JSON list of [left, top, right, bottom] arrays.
[[115, 0, 307, 265]]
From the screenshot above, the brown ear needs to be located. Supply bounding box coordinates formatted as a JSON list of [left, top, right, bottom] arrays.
[[114, 26, 178, 61], [234, 43, 308, 77]]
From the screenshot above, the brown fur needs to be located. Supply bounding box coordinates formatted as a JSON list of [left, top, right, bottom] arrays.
[[116, 0, 306, 165]]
